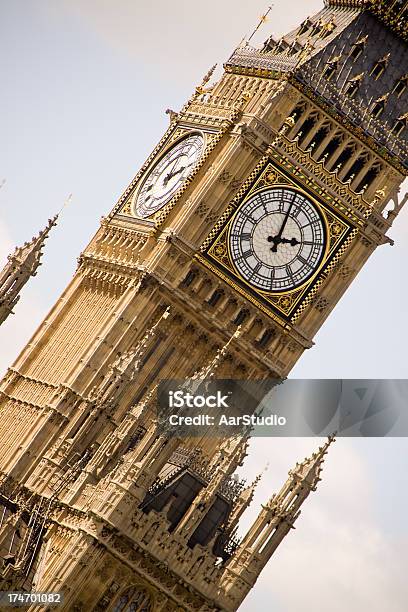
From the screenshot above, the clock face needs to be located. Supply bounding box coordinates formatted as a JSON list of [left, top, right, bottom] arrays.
[[134, 133, 204, 218], [229, 187, 326, 292]]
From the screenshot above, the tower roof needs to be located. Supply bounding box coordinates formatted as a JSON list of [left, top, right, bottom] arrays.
[[226, 0, 408, 172], [325, 1, 408, 42]]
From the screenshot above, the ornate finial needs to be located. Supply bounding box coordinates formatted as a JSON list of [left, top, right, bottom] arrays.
[[248, 5, 274, 43], [195, 64, 217, 96], [371, 186, 387, 206], [248, 462, 268, 493], [58, 193, 72, 215], [190, 327, 240, 382], [280, 115, 296, 136], [291, 434, 336, 491], [165, 108, 178, 123]]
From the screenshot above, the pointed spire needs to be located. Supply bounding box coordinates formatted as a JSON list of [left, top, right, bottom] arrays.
[[195, 64, 217, 96], [111, 306, 170, 379], [10, 215, 58, 275], [191, 326, 241, 382], [227, 467, 265, 533], [289, 433, 336, 492], [0, 215, 58, 326]]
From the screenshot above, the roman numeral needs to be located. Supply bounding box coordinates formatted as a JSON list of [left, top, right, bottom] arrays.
[[298, 255, 313, 268]]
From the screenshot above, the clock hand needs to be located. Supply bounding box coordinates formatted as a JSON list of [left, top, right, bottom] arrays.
[[163, 165, 186, 185], [268, 197, 296, 252], [160, 156, 181, 187], [163, 161, 195, 186], [280, 237, 300, 246]]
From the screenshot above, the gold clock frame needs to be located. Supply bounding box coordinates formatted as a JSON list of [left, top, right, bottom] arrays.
[[116, 127, 220, 223], [197, 159, 356, 321]]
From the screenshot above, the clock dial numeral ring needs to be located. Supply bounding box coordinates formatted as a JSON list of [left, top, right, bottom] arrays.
[[229, 187, 326, 293], [134, 133, 204, 218]]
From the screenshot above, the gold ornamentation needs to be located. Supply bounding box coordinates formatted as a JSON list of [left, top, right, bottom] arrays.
[[198, 158, 355, 321]]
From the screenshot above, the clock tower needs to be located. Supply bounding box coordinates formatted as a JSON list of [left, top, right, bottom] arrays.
[[0, 1, 407, 610]]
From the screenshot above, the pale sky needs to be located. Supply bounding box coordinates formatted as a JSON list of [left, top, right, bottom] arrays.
[[0, 1, 407, 610]]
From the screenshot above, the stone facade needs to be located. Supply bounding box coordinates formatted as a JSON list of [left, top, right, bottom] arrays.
[[0, 1, 407, 610]]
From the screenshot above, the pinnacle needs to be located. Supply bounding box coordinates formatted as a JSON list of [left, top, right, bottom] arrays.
[[12, 214, 58, 267], [291, 434, 336, 490], [191, 326, 241, 381]]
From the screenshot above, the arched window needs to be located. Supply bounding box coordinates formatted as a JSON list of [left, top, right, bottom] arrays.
[[355, 166, 381, 194], [311, 19, 323, 37], [112, 586, 153, 612], [343, 156, 366, 183], [258, 329, 275, 349], [322, 19, 336, 38], [349, 36, 367, 61], [370, 55, 390, 80], [208, 289, 224, 307], [323, 61, 337, 81], [371, 101, 385, 118], [319, 135, 342, 163], [333, 145, 354, 171], [233, 309, 249, 326], [392, 114, 408, 137], [181, 270, 197, 287], [296, 115, 318, 148], [311, 125, 330, 153], [393, 75, 408, 98], [286, 102, 307, 134], [345, 77, 362, 99], [298, 19, 312, 36]]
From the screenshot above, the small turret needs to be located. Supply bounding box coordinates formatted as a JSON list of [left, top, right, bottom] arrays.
[[0, 216, 58, 326]]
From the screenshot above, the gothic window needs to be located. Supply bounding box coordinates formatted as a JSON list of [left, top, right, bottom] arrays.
[[111, 586, 152, 612], [259, 527, 279, 554], [323, 59, 338, 81], [233, 309, 249, 326], [296, 115, 318, 147], [311, 19, 323, 37], [208, 289, 224, 307], [393, 75, 408, 98], [333, 145, 354, 171], [258, 329, 274, 349], [298, 19, 312, 36], [392, 115, 408, 136], [322, 19, 336, 38], [371, 98, 386, 118], [125, 426, 147, 452], [343, 156, 366, 183], [350, 45, 362, 61], [182, 270, 197, 287], [370, 54, 390, 80], [288, 102, 306, 125], [310, 125, 330, 152], [355, 165, 381, 194], [287, 41, 301, 56], [349, 36, 367, 61], [320, 135, 342, 162], [345, 74, 363, 98]]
